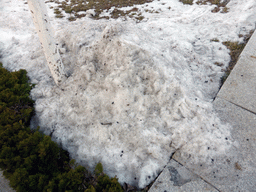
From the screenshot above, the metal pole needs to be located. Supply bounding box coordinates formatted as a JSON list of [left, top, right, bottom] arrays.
[[27, 0, 66, 85]]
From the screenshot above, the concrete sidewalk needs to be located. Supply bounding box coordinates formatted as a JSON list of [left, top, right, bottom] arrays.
[[149, 30, 256, 192]]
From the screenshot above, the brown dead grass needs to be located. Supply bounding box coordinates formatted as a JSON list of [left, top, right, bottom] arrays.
[[46, 0, 153, 21], [179, 0, 193, 5], [180, 0, 230, 13], [196, 0, 230, 13], [220, 30, 255, 85]]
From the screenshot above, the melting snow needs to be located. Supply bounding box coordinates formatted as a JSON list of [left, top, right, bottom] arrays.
[[0, 0, 256, 188]]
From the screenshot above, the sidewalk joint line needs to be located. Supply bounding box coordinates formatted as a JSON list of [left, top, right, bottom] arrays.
[[149, 152, 175, 190], [217, 96, 256, 116], [172, 158, 222, 192]]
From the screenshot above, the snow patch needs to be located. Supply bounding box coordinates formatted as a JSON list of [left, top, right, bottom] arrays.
[[33, 24, 232, 188], [0, 0, 255, 189]]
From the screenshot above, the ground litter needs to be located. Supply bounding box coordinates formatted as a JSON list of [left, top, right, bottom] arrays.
[[0, 0, 256, 188]]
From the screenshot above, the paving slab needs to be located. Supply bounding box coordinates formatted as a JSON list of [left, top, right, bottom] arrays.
[[240, 29, 256, 57], [217, 30, 256, 114], [148, 159, 219, 192], [0, 170, 15, 192], [173, 97, 256, 192]]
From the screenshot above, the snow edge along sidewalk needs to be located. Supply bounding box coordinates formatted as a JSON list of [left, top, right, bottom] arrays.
[[216, 29, 256, 113], [148, 29, 256, 192]]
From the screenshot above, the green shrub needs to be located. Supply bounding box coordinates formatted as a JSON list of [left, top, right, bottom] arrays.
[[0, 63, 124, 192]]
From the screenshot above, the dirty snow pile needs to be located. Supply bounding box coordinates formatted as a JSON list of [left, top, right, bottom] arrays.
[[1, 0, 256, 188]]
